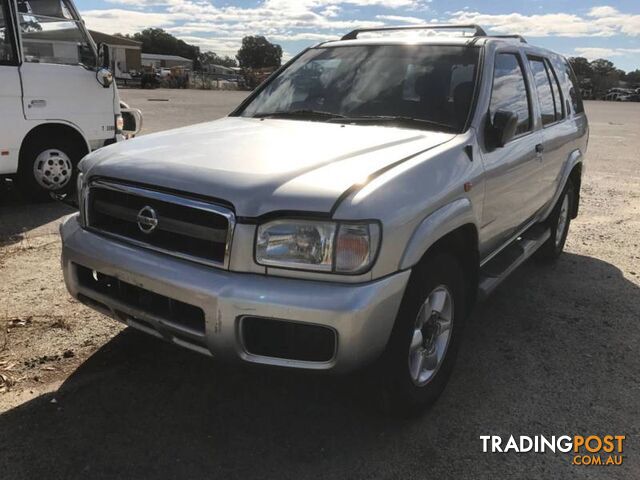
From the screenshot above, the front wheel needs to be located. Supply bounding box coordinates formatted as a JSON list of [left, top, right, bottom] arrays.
[[376, 251, 467, 415], [17, 136, 82, 201]]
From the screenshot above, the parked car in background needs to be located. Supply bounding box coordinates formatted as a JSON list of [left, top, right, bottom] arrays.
[[0, 0, 140, 200], [243, 66, 278, 89], [604, 87, 636, 102], [61, 24, 588, 413]]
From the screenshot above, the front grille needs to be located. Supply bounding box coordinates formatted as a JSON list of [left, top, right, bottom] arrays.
[[76, 264, 205, 335], [86, 180, 234, 267]]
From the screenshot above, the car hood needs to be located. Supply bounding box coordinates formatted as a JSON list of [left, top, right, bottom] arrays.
[[83, 117, 454, 217]]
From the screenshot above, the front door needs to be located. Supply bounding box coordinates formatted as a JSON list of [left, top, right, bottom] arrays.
[[16, 0, 115, 144], [0, 0, 23, 174], [479, 49, 544, 255]]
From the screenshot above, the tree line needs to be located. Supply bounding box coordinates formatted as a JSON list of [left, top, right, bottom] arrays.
[[568, 57, 640, 93], [115, 28, 640, 92], [115, 28, 283, 70]]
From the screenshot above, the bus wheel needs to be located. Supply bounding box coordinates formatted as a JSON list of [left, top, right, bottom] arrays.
[[17, 136, 82, 201]]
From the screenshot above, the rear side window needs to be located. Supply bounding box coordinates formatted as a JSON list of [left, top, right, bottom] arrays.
[[528, 57, 557, 126], [545, 59, 565, 120], [0, 0, 17, 64], [490, 53, 532, 136], [563, 58, 585, 114]]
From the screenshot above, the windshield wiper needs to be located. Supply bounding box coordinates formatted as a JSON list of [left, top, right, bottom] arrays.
[[328, 115, 456, 133], [253, 110, 346, 120]]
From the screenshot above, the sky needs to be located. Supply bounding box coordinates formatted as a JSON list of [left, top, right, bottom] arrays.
[[74, 0, 640, 71]]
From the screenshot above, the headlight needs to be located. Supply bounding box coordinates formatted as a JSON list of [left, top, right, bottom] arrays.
[[256, 220, 380, 274]]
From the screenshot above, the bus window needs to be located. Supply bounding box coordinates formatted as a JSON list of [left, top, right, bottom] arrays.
[[17, 0, 95, 67]]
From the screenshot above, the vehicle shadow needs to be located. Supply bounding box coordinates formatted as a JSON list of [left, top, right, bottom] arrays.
[[1, 253, 638, 479], [0, 179, 74, 244]]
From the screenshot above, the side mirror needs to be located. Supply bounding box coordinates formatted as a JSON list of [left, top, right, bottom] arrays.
[[96, 68, 113, 88], [490, 110, 519, 148], [120, 108, 143, 136], [96, 43, 113, 88]]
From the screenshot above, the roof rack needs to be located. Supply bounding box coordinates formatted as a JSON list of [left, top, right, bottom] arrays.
[[340, 25, 529, 44], [341, 24, 487, 41], [488, 34, 527, 44]]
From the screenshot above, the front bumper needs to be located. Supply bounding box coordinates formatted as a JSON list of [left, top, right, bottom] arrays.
[[60, 214, 410, 373]]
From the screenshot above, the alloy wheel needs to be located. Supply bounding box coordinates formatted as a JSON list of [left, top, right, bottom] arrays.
[[408, 285, 454, 386]]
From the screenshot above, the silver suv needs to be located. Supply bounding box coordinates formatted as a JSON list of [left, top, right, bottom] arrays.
[[60, 25, 588, 412]]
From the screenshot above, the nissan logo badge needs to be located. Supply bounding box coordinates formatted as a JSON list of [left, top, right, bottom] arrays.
[[137, 205, 158, 234]]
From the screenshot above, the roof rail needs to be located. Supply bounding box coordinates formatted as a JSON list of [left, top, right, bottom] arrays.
[[488, 34, 527, 44], [341, 24, 487, 41]]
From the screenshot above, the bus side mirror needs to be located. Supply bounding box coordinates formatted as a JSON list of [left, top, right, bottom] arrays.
[[96, 43, 113, 88], [96, 68, 113, 88]]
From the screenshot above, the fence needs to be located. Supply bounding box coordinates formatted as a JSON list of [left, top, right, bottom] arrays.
[[189, 72, 244, 90]]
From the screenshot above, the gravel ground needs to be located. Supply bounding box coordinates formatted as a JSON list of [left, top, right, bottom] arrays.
[[0, 91, 638, 479]]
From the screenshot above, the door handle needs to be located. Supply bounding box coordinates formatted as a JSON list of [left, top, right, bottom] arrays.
[[28, 99, 47, 108], [535, 143, 544, 153]]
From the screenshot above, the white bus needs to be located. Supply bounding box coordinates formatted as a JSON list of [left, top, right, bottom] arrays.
[[0, 0, 140, 199]]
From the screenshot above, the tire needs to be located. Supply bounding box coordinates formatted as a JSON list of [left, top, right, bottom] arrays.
[[17, 135, 83, 202], [534, 179, 575, 263], [376, 251, 468, 415]]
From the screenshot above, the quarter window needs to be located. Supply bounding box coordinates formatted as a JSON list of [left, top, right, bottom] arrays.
[[564, 58, 584, 114], [545, 59, 565, 120], [17, 0, 95, 67], [489, 53, 532, 136], [1, 0, 17, 64], [528, 57, 557, 126]]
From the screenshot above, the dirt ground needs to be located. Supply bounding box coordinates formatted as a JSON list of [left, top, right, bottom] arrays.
[[0, 91, 638, 479]]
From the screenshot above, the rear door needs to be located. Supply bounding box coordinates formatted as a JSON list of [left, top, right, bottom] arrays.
[[526, 55, 573, 210], [0, 0, 23, 174], [479, 48, 544, 253]]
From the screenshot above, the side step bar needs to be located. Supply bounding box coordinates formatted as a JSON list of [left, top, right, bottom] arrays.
[[478, 224, 550, 300]]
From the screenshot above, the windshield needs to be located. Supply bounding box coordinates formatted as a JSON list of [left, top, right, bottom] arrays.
[[17, 0, 96, 67], [240, 45, 480, 132]]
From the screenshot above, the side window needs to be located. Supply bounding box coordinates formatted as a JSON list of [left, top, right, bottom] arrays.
[[528, 57, 556, 126], [17, 0, 95, 67], [1, 0, 17, 64], [545, 59, 564, 120], [563, 58, 584, 114], [490, 53, 532, 136]]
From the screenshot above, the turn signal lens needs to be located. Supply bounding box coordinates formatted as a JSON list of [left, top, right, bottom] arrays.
[[335, 223, 379, 273]]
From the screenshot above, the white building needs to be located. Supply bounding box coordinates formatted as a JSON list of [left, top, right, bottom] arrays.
[[141, 53, 193, 69]]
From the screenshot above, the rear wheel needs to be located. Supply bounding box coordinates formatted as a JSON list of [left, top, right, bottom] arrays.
[[535, 179, 574, 263], [376, 251, 467, 415], [17, 136, 82, 201]]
